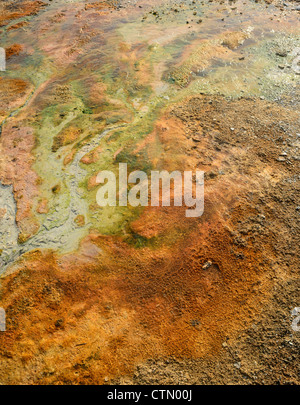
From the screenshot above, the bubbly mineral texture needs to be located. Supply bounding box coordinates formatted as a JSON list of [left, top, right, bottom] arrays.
[[0, 0, 299, 385]]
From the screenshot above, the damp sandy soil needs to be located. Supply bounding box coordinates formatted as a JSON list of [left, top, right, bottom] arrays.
[[0, 0, 299, 385]]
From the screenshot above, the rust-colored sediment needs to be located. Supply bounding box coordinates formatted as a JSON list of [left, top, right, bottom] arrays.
[[0, 95, 298, 384], [5, 44, 23, 59], [0, 123, 40, 240], [0, 1, 47, 28]]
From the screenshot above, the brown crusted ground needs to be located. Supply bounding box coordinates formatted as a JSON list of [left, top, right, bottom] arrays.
[[7, 21, 30, 31], [0, 95, 299, 384], [0, 123, 40, 241], [5, 44, 23, 59], [0, 1, 47, 28], [0, 77, 33, 124], [84, 1, 119, 12], [0, 78, 31, 108], [0, 0, 118, 30], [52, 126, 83, 153]]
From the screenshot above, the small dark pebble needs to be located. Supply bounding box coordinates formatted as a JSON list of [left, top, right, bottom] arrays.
[[55, 319, 64, 328]]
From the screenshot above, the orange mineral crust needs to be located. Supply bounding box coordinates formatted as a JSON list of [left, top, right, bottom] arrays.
[[0, 0, 299, 386], [1, 96, 299, 384]]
